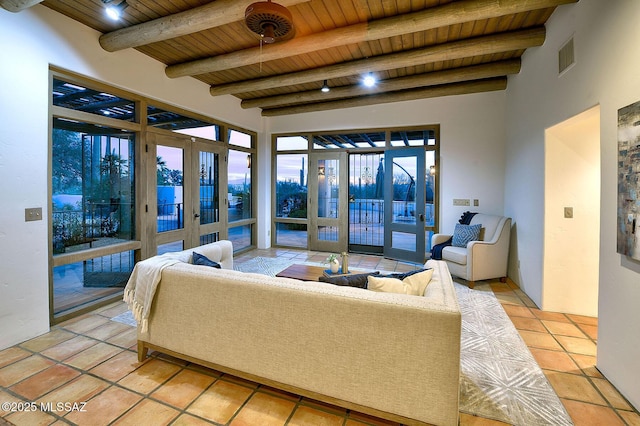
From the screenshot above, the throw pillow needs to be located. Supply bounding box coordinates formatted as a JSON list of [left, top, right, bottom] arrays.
[[368, 269, 434, 296], [452, 223, 482, 247], [382, 268, 429, 280], [319, 272, 380, 289], [192, 252, 221, 268]]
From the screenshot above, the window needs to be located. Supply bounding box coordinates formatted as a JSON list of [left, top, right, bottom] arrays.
[[272, 127, 439, 257], [52, 123, 135, 253], [51, 75, 140, 320], [148, 104, 220, 141], [52, 79, 135, 121], [50, 70, 258, 321]]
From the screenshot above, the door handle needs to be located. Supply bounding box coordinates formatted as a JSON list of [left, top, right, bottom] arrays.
[[419, 213, 425, 222], [194, 213, 200, 219]]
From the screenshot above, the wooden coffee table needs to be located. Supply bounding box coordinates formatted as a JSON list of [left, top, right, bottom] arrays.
[[275, 264, 326, 281]]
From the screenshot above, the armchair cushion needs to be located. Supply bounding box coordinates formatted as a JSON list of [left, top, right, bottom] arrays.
[[452, 223, 482, 247]]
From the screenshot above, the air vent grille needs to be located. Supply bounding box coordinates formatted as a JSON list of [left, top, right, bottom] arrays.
[[559, 37, 575, 74]]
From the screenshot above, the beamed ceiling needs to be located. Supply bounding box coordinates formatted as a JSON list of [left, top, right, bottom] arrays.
[[23, 0, 577, 116]]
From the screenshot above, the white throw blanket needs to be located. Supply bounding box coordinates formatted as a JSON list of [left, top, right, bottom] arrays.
[[123, 251, 191, 332]]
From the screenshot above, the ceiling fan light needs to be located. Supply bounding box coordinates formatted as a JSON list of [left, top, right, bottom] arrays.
[[245, 0, 294, 43], [261, 24, 276, 44]]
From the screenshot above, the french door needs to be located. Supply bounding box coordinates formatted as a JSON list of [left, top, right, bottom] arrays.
[[151, 130, 226, 254], [383, 148, 426, 263], [308, 151, 348, 253]]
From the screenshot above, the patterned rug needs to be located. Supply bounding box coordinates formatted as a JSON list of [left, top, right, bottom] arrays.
[[112, 256, 573, 425], [455, 282, 572, 425]]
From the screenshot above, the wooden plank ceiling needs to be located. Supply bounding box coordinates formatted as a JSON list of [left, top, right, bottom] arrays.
[[39, 0, 577, 116]]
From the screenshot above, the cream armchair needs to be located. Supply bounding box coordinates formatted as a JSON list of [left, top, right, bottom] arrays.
[[431, 213, 511, 288]]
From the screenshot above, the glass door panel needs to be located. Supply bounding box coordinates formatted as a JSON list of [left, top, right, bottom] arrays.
[[309, 152, 347, 253], [198, 150, 219, 226], [194, 141, 225, 247], [391, 156, 417, 226], [156, 145, 184, 233], [425, 150, 437, 253], [348, 153, 384, 254], [384, 148, 426, 263]]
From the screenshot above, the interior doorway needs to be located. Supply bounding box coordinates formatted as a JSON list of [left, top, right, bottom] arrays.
[[543, 105, 601, 317]]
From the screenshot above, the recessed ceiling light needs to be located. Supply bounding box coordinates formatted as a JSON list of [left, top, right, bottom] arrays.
[[363, 73, 376, 88], [104, 0, 128, 20]]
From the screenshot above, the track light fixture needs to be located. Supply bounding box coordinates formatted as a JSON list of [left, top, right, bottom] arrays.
[[321, 80, 330, 93], [103, 0, 128, 20]]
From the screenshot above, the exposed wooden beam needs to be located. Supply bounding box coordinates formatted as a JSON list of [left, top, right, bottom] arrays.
[[241, 59, 521, 109], [166, 0, 575, 78], [211, 27, 543, 96], [261, 78, 508, 116], [99, 0, 310, 52], [0, 0, 42, 12]]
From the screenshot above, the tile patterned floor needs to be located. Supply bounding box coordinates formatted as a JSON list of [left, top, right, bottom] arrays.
[[1, 248, 639, 426]]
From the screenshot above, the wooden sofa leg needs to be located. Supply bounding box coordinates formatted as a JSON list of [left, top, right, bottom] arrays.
[[500, 277, 507, 283], [137, 341, 149, 362], [468, 281, 475, 289]]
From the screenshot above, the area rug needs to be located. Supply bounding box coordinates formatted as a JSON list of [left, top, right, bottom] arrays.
[[111, 310, 136, 327], [111, 257, 573, 425], [455, 281, 572, 425]]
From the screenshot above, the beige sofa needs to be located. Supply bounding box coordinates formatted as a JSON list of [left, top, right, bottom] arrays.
[[132, 241, 461, 426]]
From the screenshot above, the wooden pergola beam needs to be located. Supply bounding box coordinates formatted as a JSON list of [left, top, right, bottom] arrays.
[[261, 78, 508, 116], [211, 27, 544, 96], [99, 0, 310, 52], [241, 59, 521, 109], [0, 0, 42, 12], [167, 0, 576, 78]]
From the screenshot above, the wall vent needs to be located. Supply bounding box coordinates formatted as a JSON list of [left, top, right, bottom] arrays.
[[558, 37, 575, 75]]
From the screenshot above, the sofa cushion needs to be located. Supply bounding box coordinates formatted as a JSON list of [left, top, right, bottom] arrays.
[[452, 223, 481, 247], [319, 271, 380, 289], [192, 252, 221, 268], [368, 269, 434, 296]]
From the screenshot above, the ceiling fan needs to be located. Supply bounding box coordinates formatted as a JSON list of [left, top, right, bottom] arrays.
[[244, 0, 294, 44]]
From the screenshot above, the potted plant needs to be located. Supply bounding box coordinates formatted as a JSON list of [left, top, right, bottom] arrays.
[[326, 254, 340, 273]]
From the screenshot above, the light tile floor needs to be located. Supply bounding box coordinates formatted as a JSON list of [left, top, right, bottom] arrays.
[[1, 248, 639, 426]]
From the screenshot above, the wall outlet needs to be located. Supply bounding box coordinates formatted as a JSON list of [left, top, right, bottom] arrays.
[[25, 207, 42, 222], [564, 207, 573, 218], [473, 199, 479, 207], [453, 198, 470, 206]]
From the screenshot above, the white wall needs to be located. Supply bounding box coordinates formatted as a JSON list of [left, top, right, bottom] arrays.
[[267, 91, 507, 238], [543, 106, 600, 316], [0, 5, 261, 348], [505, 0, 640, 409]]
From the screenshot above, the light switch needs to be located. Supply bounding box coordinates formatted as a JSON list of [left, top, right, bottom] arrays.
[[564, 207, 573, 219], [25, 207, 43, 222]]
